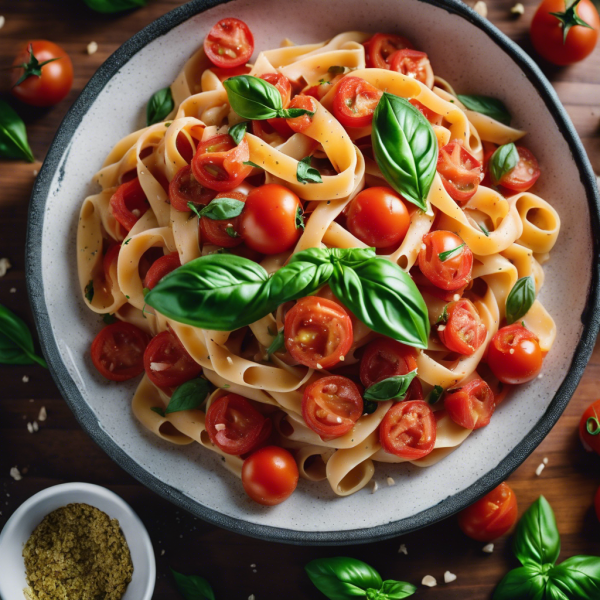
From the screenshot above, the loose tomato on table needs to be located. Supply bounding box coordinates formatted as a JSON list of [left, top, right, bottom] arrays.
[[302, 375, 363, 439], [332, 76, 382, 128], [438, 299, 487, 356], [109, 177, 149, 232], [199, 191, 246, 248], [203, 18, 254, 69], [579, 399, 600, 454], [242, 446, 299, 506], [286, 95, 317, 133], [388, 49, 434, 87], [487, 323, 543, 385], [143, 329, 202, 388], [284, 297, 353, 370], [11, 41, 73, 107], [493, 146, 541, 193], [437, 141, 482, 205], [364, 33, 414, 69], [143, 252, 181, 290], [458, 482, 518, 542], [91, 322, 150, 382], [444, 379, 496, 430], [169, 165, 216, 211]]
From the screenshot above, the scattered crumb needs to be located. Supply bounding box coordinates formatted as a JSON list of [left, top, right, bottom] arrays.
[[33, 169, 38, 176], [371, 481, 378, 494], [339, 355, 345, 361], [27, 422, 34, 434], [473, 0, 488, 17], [10, 287, 16, 293], [250, 564, 256, 568], [0, 16, 4, 30], [10, 466, 22, 481], [537, 373, 544, 379], [215, 423, 226, 431], [398, 543, 408, 555], [226, 356, 234, 365], [482, 543, 494, 553], [252, 569, 257, 573], [87, 41, 98, 55], [248, 595, 256, 600], [543, 457, 548, 465], [511, 2, 525, 15], [38, 406, 47, 421], [316, 363, 323, 369], [0, 257, 11, 277], [33, 421, 39, 432], [452, 294, 460, 301], [438, 325, 446, 332], [386, 476, 395, 487], [422, 575, 437, 587], [22, 375, 29, 383], [160, 549, 165, 556], [444, 571, 457, 583], [536, 463, 545, 476]]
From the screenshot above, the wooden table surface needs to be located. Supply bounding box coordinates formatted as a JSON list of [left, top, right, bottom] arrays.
[[1, 1, 600, 598]]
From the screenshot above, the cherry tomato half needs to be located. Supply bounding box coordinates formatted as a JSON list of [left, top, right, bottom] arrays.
[[487, 324, 543, 385], [332, 76, 382, 128], [91, 322, 150, 382], [418, 230, 473, 291], [242, 446, 299, 506], [438, 299, 487, 356], [458, 482, 518, 542], [169, 165, 216, 212], [365, 33, 414, 69], [204, 18, 254, 69], [199, 191, 246, 248], [388, 49, 433, 88], [286, 95, 317, 134], [379, 400, 436, 459], [109, 178, 149, 232], [302, 375, 363, 439], [143, 252, 181, 290], [579, 399, 600, 455], [495, 146, 541, 193], [285, 297, 353, 370], [437, 141, 482, 205], [260, 72, 294, 135], [444, 379, 496, 430]]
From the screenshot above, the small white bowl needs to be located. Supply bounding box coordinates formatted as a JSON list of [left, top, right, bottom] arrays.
[[0, 483, 155, 600]]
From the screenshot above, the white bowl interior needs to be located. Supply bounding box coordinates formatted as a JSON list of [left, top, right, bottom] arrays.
[[0, 483, 155, 599], [37, 0, 592, 535]]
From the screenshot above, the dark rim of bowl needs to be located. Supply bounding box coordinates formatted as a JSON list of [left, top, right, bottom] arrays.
[[26, 0, 600, 545]]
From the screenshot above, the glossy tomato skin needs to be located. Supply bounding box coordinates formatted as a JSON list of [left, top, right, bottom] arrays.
[[143, 253, 181, 290], [239, 184, 302, 254], [487, 324, 543, 385], [531, 0, 599, 65], [169, 165, 216, 211], [388, 49, 433, 87], [286, 95, 317, 133], [444, 379, 496, 430], [579, 399, 600, 454], [497, 147, 541, 193], [458, 482, 518, 542], [91, 322, 150, 382], [199, 191, 246, 248], [109, 177, 149, 232], [346, 187, 410, 248], [285, 297, 353, 370], [418, 231, 473, 291], [242, 446, 299, 506], [365, 33, 414, 69], [11, 41, 73, 106], [437, 141, 482, 205], [204, 18, 254, 69], [438, 299, 487, 356], [332, 76, 382, 128], [409, 99, 442, 126]]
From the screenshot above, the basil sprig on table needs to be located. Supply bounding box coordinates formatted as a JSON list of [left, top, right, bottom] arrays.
[[506, 276, 536, 325], [146, 87, 174, 126], [494, 496, 600, 600], [305, 557, 416, 600], [171, 568, 215, 600], [363, 371, 417, 402], [490, 143, 519, 184], [457, 94, 512, 126], [83, 0, 147, 13], [0, 304, 47, 368], [187, 197, 245, 221], [371, 92, 438, 212], [0, 99, 35, 162], [145, 247, 430, 349], [223, 75, 315, 120]]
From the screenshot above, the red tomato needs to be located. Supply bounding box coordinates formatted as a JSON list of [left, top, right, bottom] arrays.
[[409, 99, 442, 126], [285, 297, 353, 370], [199, 191, 246, 248], [109, 177, 149, 232], [168, 165, 216, 211], [437, 141, 482, 205], [332, 76, 382, 128], [176, 132, 196, 164], [487, 324, 543, 385], [103, 244, 120, 287], [346, 187, 410, 248], [209, 65, 252, 82], [242, 418, 273, 457], [458, 482, 518, 541], [365, 33, 414, 69], [379, 400, 436, 459], [11, 41, 73, 107], [191, 134, 253, 192], [206, 394, 265, 455], [444, 379, 495, 430], [143, 253, 181, 290], [578, 399, 600, 454], [239, 183, 303, 254], [251, 119, 290, 144], [91, 322, 150, 382], [261, 72, 292, 107], [531, 0, 599, 65], [203, 18, 254, 69], [418, 231, 473, 291], [388, 49, 433, 87], [286, 95, 317, 134], [302, 375, 363, 439], [242, 446, 299, 506], [143, 330, 202, 388], [438, 299, 487, 356], [495, 146, 541, 193]]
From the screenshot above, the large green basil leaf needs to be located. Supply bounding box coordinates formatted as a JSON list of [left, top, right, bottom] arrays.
[[0, 99, 35, 162], [305, 557, 382, 600], [171, 568, 215, 600], [83, 0, 147, 13], [506, 276, 536, 325], [372, 580, 416, 599], [146, 87, 174, 126], [0, 304, 47, 367], [166, 378, 210, 414], [266, 258, 333, 300], [371, 93, 438, 211], [513, 496, 561, 568], [335, 247, 377, 268], [457, 94, 511, 125], [493, 566, 547, 600], [490, 143, 519, 184], [546, 556, 600, 600], [363, 371, 417, 402], [330, 257, 430, 349]]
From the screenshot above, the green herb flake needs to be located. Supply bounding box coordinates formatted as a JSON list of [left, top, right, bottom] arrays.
[[225, 227, 239, 238], [438, 243, 465, 263], [171, 568, 216, 600], [123, 238, 131, 245], [143, 287, 150, 297], [266, 329, 285, 356], [478, 222, 490, 236], [295, 205, 305, 230], [436, 305, 449, 325], [428, 385, 444, 405], [84, 280, 94, 303], [102, 313, 118, 325], [243, 160, 263, 169], [296, 155, 323, 184]]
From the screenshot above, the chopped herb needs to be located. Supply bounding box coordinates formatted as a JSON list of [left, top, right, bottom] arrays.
[[478, 222, 490, 236], [267, 329, 285, 356], [102, 313, 117, 325], [428, 385, 444, 405], [125, 295, 130, 299], [225, 227, 239, 238], [84, 280, 94, 303], [123, 238, 131, 245], [295, 205, 305, 230], [222, 384, 230, 389], [165, 122, 172, 128], [438, 243, 465, 262], [296, 155, 323, 184], [243, 160, 263, 169], [436, 305, 449, 325], [363, 400, 378, 414], [318, 79, 332, 85]]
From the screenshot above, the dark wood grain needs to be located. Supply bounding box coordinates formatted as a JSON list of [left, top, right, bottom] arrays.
[[1, 1, 600, 598]]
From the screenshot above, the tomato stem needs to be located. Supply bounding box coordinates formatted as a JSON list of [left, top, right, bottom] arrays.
[[12, 44, 62, 88], [550, 0, 595, 45], [586, 416, 600, 436]]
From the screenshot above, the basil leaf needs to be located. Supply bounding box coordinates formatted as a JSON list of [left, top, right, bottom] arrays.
[[363, 371, 417, 402], [547, 556, 600, 600], [267, 329, 285, 356], [490, 143, 519, 184], [330, 257, 430, 349], [194, 197, 245, 221], [243, 160, 263, 169], [225, 227, 238, 238], [223, 75, 283, 120], [335, 247, 377, 268], [428, 385, 444, 405], [171, 568, 215, 600], [146, 87, 174, 126], [102, 313, 117, 325], [166, 378, 210, 414], [297, 155, 323, 184], [493, 565, 547, 600], [228, 121, 248, 145], [0, 99, 35, 162], [82, 0, 147, 12], [84, 280, 94, 303], [438, 243, 465, 262], [305, 557, 382, 600], [513, 496, 561, 568], [296, 205, 305, 230], [371, 93, 438, 211], [0, 304, 47, 368], [457, 94, 512, 126], [150, 407, 165, 417], [506, 276, 536, 325], [436, 305, 448, 325], [376, 580, 416, 599]]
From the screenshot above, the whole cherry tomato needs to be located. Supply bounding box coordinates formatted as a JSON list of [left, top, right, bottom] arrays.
[[579, 398, 600, 455]]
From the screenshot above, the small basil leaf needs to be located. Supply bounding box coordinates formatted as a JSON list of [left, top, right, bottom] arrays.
[[146, 87, 174, 126], [243, 160, 263, 169], [0, 304, 47, 367], [84, 280, 94, 303], [493, 565, 547, 600], [513, 496, 561, 568], [297, 155, 323, 184], [223, 75, 282, 120], [166, 378, 210, 414], [436, 305, 449, 325], [267, 329, 285, 356], [438, 243, 465, 262], [547, 556, 600, 600], [378, 580, 417, 599], [490, 143, 519, 184], [363, 400, 378, 414], [457, 94, 512, 126], [228, 121, 248, 145], [279, 107, 315, 119], [196, 198, 245, 221], [506, 276, 536, 325], [335, 247, 377, 268], [150, 407, 165, 417], [0, 99, 35, 162], [428, 385, 444, 405], [305, 557, 382, 600], [296, 205, 305, 230], [102, 313, 117, 325], [363, 371, 417, 402], [371, 93, 438, 211], [83, 0, 147, 13], [171, 568, 216, 600]]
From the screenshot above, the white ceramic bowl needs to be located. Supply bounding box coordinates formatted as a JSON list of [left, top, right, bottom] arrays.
[[26, 0, 600, 544], [0, 483, 155, 600]]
